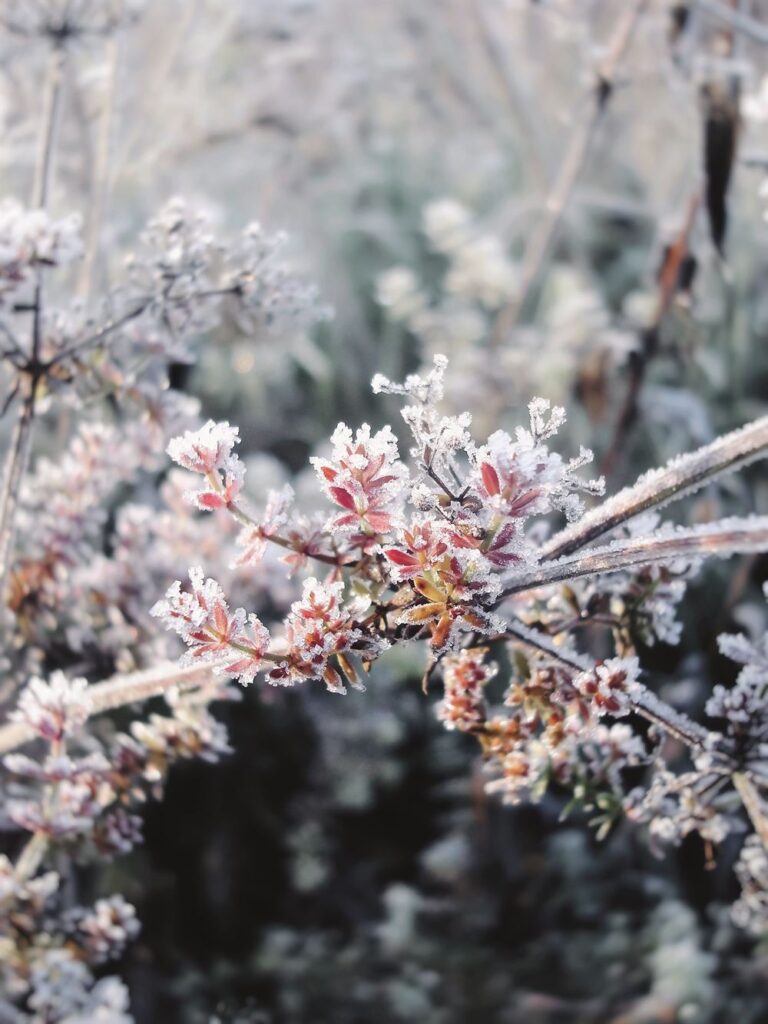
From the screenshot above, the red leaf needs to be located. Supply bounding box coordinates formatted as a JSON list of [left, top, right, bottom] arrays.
[[384, 548, 418, 567], [198, 491, 225, 510], [481, 462, 500, 497], [365, 511, 392, 532], [329, 486, 356, 511]]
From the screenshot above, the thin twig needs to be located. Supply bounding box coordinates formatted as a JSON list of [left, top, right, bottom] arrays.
[[694, 0, 768, 46], [466, 0, 550, 185], [733, 772, 768, 852], [0, 47, 66, 601], [500, 517, 768, 599], [0, 662, 214, 756], [501, 619, 711, 751], [542, 415, 768, 561], [489, 0, 649, 348], [78, 22, 121, 303], [601, 192, 701, 478], [12, 831, 49, 883]]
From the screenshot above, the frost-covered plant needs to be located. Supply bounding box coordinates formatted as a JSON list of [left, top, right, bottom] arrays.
[[0, 4, 329, 1019], [143, 354, 768, 933], [4, 2, 768, 1018]]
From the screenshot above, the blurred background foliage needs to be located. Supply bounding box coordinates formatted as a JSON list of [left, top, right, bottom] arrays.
[[6, 0, 768, 1020]]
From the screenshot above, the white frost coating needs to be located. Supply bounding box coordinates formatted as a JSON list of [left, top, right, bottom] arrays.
[[0, 663, 214, 756], [504, 620, 711, 749], [631, 684, 712, 748], [503, 516, 768, 596], [503, 617, 591, 672], [543, 416, 768, 560]]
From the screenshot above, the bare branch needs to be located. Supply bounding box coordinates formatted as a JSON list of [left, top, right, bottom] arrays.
[[0, 662, 213, 756], [489, 0, 649, 347], [733, 772, 768, 853], [502, 517, 768, 598], [0, 48, 66, 602], [543, 416, 768, 561], [694, 0, 768, 46]]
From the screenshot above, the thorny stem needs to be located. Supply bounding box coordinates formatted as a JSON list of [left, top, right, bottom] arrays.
[[0, 47, 66, 603], [489, 0, 649, 350]]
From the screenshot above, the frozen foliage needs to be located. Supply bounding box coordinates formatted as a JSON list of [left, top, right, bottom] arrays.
[[0, 200, 82, 304], [150, 355, 768, 875], [0, 5, 331, 1016], [5, 0, 768, 1017]]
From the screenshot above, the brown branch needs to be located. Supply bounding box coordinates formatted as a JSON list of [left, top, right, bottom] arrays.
[[489, 0, 649, 348], [733, 772, 768, 852], [601, 192, 701, 478], [0, 48, 66, 602]]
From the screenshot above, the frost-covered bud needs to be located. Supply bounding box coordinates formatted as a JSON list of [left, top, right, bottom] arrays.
[[376, 267, 426, 323], [134, 197, 217, 290], [312, 423, 408, 537], [580, 723, 647, 787], [422, 199, 472, 253], [371, 353, 448, 405], [131, 706, 232, 766], [225, 222, 331, 331], [235, 484, 294, 566], [27, 949, 133, 1022], [733, 835, 768, 934], [167, 421, 244, 510], [706, 615, 768, 754], [267, 578, 387, 694], [445, 235, 516, 308], [436, 648, 495, 732], [66, 895, 140, 964], [471, 402, 601, 527], [0, 199, 82, 302], [474, 429, 552, 520], [11, 672, 90, 742], [92, 807, 144, 857], [167, 420, 240, 477], [625, 767, 733, 848], [27, 952, 94, 1019], [574, 657, 640, 717], [4, 751, 109, 783], [0, 854, 59, 917], [8, 781, 101, 840], [150, 567, 270, 684]]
